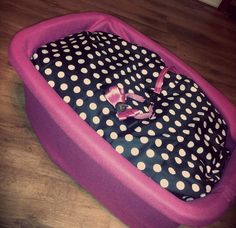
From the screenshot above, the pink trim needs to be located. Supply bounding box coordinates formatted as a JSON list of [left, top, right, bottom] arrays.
[[126, 93, 145, 102], [117, 108, 141, 120], [135, 105, 154, 120], [9, 12, 236, 227], [105, 86, 153, 120], [154, 66, 175, 94], [104, 86, 125, 108]]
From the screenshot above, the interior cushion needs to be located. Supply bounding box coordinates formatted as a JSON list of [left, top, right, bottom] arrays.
[[31, 31, 230, 201]]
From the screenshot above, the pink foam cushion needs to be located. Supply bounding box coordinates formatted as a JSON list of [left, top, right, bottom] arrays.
[[9, 13, 236, 227]]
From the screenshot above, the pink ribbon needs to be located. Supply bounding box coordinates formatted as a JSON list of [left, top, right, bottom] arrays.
[[104, 86, 153, 121], [154, 66, 175, 94]]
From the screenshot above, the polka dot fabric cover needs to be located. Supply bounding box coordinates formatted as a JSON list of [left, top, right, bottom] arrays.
[[31, 31, 230, 201]]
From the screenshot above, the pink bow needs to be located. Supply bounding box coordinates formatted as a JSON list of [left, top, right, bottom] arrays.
[[104, 86, 153, 120]]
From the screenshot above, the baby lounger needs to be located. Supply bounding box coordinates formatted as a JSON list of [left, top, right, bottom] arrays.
[[9, 13, 236, 227]]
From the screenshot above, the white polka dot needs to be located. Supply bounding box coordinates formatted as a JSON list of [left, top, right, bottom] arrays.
[[97, 129, 104, 137], [105, 78, 112, 84], [176, 74, 182, 80], [131, 148, 139, 156], [181, 114, 187, 121], [90, 63, 96, 69], [70, 75, 78, 81], [58, 71, 65, 78], [89, 103, 97, 110], [137, 162, 146, 170], [174, 103, 181, 109], [160, 179, 169, 188], [124, 79, 130, 85], [41, 49, 48, 54], [204, 134, 210, 141], [75, 51, 82, 56], [182, 171, 190, 178], [73, 86, 81, 93], [98, 60, 104, 66], [206, 185, 211, 193], [174, 121, 182, 127], [168, 127, 176, 133], [87, 90, 94, 97], [63, 96, 71, 103], [43, 57, 50, 63], [68, 64, 75, 70], [206, 153, 212, 160], [99, 95, 106, 102], [155, 139, 162, 147], [45, 68, 52, 75], [102, 69, 108, 74], [87, 53, 94, 59], [93, 73, 100, 79], [79, 112, 87, 120], [106, 119, 114, 126], [183, 129, 190, 135], [186, 108, 192, 114], [120, 124, 127, 131], [73, 44, 79, 49], [191, 86, 197, 92], [177, 136, 184, 142], [48, 80, 55, 87], [167, 144, 174, 151], [188, 161, 195, 168], [192, 184, 200, 192], [146, 149, 155, 158], [140, 136, 148, 144], [161, 153, 169, 160], [179, 149, 186, 157], [169, 109, 176, 115], [110, 132, 118, 140], [149, 63, 155, 68], [55, 61, 62, 67], [168, 167, 176, 175], [169, 82, 175, 88], [153, 72, 159, 77], [84, 78, 91, 85], [33, 53, 38, 59], [121, 41, 127, 46], [60, 83, 68, 91], [153, 164, 162, 172], [175, 157, 182, 164], [102, 107, 110, 115], [141, 49, 147, 55], [163, 115, 170, 122], [76, 99, 83, 107], [117, 83, 124, 89], [176, 181, 185, 190], [195, 133, 200, 141], [125, 134, 133, 142], [141, 69, 148, 75], [81, 67, 88, 74], [147, 130, 155, 136], [156, 122, 163, 129], [66, 55, 72, 61], [191, 102, 197, 108], [180, 84, 186, 91], [187, 141, 194, 148], [116, 145, 124, 154]]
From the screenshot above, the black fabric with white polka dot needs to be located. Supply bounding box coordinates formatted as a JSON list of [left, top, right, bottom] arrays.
[[31, 31, 230, 201]]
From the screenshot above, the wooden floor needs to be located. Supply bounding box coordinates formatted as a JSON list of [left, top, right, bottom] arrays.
[[1, 0, 236, 227]]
